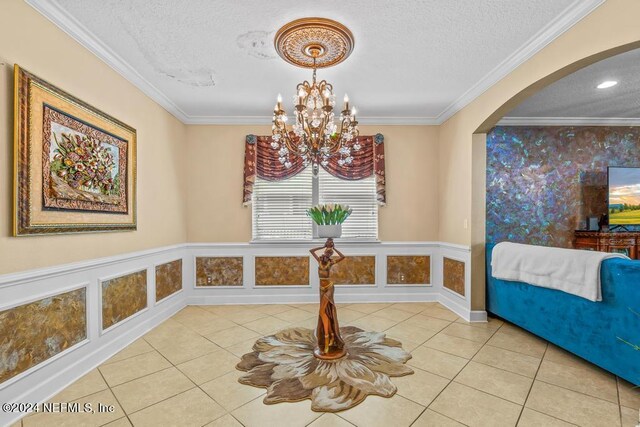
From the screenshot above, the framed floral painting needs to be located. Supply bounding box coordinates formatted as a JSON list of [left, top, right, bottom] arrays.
[[14, 65, 137, 235]]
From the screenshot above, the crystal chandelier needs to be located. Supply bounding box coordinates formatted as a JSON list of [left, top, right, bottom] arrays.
[[271, 18, 359, 175]]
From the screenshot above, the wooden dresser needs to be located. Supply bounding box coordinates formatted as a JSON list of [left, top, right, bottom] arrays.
[[574, 231, 640, 259]]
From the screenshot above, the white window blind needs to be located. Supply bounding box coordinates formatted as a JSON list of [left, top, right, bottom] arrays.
[[318, 169, 378, 240], [252, 168, 313, 240], [252, 167, 378, 241]]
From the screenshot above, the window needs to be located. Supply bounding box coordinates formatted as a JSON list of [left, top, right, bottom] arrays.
[[252, 167, 378, 241], [252, 167, 313, 241], [317, 169, 378, 239]]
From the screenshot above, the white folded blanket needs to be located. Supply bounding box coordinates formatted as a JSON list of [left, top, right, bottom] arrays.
[[491, 242, 629, 302]]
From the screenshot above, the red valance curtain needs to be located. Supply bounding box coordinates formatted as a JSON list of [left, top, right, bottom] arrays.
[[243, 134, 386, 206]]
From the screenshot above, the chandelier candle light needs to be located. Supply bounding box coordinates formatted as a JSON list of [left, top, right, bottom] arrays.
[[271, 18, 360, 175]]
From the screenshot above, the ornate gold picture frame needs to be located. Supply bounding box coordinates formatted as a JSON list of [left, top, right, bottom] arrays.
[[14, 65, 137, 235]]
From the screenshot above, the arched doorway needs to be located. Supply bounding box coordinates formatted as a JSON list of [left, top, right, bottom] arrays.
[[469, 41, 640, 313]]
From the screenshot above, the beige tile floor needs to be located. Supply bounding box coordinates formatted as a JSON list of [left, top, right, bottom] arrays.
[[16, 302, 640, 427]]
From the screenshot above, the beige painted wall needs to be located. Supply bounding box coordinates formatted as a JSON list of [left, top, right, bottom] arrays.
[[439, 0, 640, 248], [0, 0, 188, 274], [186, 125, 439, 242]]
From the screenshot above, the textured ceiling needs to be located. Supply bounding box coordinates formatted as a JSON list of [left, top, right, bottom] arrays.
[[505, 48, 640, 119], [41, 0, 597, 123]]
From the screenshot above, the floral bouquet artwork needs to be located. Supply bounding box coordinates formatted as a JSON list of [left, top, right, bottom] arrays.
[[41, 106, 129, 214], [14, 65, 136, 235], [50, 131, 120, 200], [307, 203, 352, 238]]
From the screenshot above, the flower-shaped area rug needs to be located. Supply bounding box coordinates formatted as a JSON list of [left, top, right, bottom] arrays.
[[236, 326, 414, 412]]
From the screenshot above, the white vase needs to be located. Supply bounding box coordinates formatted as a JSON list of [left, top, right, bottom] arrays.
[[317, 224, 342, 238]]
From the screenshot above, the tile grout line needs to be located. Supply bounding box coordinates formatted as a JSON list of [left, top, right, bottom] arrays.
[[522, 407, 581, 427], [120, 349, 201, 417], [409, 316, 505, 426], [176, 312, 273, 425], [422, 408, 472, 427], [96, 367, 135, 427], [521, 341, 622, 425], [469, 358, 534, 380], [101, 347, 157, 366], [333, 413, 359, 427], [125, 339, 231, 425], [514, 340, 548, 425], [533, 377, 623, 406], [616, 376, 623, 427], [453, 322, 619, 426]]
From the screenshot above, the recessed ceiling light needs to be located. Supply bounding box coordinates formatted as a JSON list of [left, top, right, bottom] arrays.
[[597, 80, 618, 89]]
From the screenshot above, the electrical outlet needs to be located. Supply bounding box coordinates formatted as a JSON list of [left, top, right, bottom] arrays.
[[463, 219, 468, 229]]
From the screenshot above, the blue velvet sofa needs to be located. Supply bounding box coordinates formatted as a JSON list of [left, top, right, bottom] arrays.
[[486, 244, 640, 385]]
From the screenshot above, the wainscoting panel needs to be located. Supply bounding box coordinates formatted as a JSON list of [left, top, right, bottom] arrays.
[[0, 286, 87, 384], [332, 255, 376, 285], [101, 269, 148, 331], [155, 259, 183, 303], [186, 242, 471, 311], [386, 255, 431, 285], [195, 256, 243, 286], [443, 257, 466, 296], [255, 256, 310, 286], [438, 244, 478, 321], [0, 245, 187, 427], [0, 241, 477, 426]]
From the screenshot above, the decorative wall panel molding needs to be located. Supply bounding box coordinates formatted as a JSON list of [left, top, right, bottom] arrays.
[[386, 255, 430, 285], [186, 241, 474, 321], [0, 286, 87, 384], [443, 257, 466, 297], [331, 255, 376, 285], [0, 240, 477, 426], [195, 256, 243, 286], [255, 256, 310, 286], [101, 269, 147, 330], [155, 259, 182, 302], [0, 245, 187, 427]]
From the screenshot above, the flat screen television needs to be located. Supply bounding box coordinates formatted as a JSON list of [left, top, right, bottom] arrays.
[[608, 166, 640, 227]]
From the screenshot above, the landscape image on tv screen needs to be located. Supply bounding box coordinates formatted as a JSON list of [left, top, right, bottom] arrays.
[[608, 167, 640, 225]]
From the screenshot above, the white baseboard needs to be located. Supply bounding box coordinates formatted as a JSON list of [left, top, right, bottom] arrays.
[[468, 310, 489, 322], [438, 291, 473, 322], [187, 291, 440, 306]]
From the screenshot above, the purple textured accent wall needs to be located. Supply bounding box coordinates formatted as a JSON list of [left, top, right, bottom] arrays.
[[486, 126, 640, 248]]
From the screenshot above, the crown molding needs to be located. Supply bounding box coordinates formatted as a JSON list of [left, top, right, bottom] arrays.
[[184, 115, 440, 125], [497, 116, 640, 127], [28, 0, 603, 126], [436, 0, 605, 125], [355, 116, 440, 126], [26, 0, 191, 123], [184, 116, 274, 125]]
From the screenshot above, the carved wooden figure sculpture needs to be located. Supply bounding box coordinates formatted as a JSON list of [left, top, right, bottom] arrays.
[[310, 238, 346, 359]]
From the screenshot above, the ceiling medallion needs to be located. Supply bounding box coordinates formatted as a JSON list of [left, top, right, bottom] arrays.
[[271, 18, 359, 175], [274, 17, 354, 69]]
